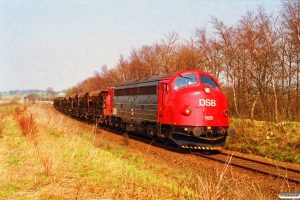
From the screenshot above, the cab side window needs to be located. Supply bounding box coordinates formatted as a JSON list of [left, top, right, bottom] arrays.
[[200, 74, 219, 90], [173, 74, 197, 90]]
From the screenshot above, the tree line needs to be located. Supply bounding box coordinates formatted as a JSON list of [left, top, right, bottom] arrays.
[[0, 87, 59, 101], [67, 0, 300, 122]]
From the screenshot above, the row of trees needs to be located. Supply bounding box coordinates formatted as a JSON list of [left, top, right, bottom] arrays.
[[24, 87, 58, 101], [67, 0, 300, 122], [0, 87, 58, 101], [3, 87, 57, 96]]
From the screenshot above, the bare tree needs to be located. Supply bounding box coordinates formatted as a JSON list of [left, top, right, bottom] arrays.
[[174, 37, 199, 70], [195, 28, 223, 78], [212, 18, 242, 117], [257, 7, 280, 122], [128, 48, 145, 79], [139, 45, 161, 75], [46, 87, 56, 100], [156, 31, 180, 73], [25, 92, 40, 101], [116, 55, 129, 81], [281, 0, 300, 120]]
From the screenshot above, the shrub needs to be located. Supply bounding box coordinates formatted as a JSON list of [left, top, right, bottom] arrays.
[[13, 106, 27, 120], [13, 106, 37, 138], [17, 113, 37, 138]]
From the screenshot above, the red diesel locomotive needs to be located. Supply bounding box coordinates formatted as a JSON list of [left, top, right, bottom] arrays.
[[54, 69, 235, 150]]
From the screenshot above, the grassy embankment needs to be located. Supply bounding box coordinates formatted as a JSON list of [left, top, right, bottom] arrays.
[[0, 102, 297, 199], [226, 118, 300, 165]]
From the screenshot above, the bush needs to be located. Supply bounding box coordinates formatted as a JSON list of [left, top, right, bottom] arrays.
[[13, 106, 37, 138]]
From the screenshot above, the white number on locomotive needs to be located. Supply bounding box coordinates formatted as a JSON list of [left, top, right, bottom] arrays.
[[205, 116, 214, 120], [199, 99, 216, 107]]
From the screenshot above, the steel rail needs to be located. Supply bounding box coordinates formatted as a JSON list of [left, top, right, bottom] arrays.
[[192, 151, 300, 185]]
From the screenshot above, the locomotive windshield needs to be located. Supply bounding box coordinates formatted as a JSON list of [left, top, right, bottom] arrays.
[[200, 74, 219, 90], [173, 73, 197, 90]]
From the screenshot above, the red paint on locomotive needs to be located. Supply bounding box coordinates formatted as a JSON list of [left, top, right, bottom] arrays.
[[160, 70, 229, 126]]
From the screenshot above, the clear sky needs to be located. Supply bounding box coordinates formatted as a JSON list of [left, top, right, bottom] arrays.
[[0, 0, 282, 92]]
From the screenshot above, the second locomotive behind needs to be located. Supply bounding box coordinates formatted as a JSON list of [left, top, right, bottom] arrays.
[[54, 69, 235, 150]]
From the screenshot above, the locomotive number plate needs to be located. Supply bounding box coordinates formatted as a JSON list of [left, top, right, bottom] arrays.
[[205, 116, 214, 120]]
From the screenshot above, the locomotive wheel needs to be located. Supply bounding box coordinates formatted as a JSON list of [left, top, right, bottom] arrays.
[[146, 126, 155, 138]]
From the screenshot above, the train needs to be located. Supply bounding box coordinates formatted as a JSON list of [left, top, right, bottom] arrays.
[[53, 69, 235, 150]]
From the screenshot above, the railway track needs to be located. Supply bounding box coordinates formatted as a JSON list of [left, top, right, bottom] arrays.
[[192, 150, 300, 185]]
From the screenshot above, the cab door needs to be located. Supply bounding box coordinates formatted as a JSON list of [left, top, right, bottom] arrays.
[[158, 82, 164, 123], [158, 81, 172, 124]]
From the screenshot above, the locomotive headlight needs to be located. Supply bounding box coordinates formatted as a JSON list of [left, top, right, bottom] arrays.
[[185, 108, 191, 115], [204, 87, 210, 94], [180, 106, 192, 116]]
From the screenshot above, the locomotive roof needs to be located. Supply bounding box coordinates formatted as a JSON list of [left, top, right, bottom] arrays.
[[114, 72, 176, 87]]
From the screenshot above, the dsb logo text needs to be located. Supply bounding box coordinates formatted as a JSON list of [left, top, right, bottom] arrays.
[[199, 99, 216, 107]]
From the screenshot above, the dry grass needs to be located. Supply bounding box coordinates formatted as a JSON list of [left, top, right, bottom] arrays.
[[0, 102, 293, 199], [0, 103, 18, 137]]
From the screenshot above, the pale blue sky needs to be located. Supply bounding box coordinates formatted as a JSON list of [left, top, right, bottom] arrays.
[[0, 0, 282, 92]]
